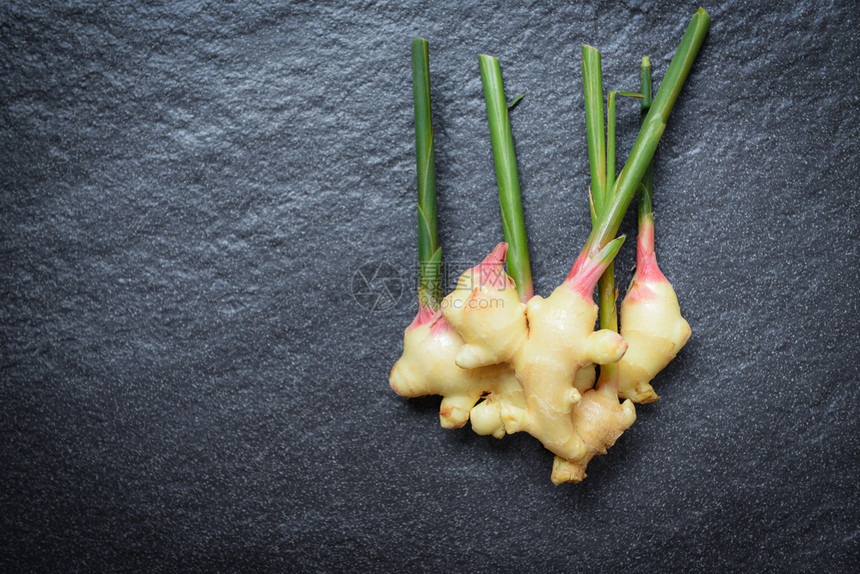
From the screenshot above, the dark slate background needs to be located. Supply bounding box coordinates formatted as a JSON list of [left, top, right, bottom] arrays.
[[2, 0, 857, 571]]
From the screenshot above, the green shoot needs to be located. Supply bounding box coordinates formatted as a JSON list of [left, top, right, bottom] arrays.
[[508, 93, 525, 110], [580, 45, 616, 333], [412, 38, 442, 307], [581, 45, 607, 217], [639, 57, 654, 217], [606, 91, 644, 206], [581, 8, 710, 260], [479, 54, 534, 301]]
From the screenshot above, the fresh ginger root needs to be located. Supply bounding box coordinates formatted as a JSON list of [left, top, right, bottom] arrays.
[[390, 304, 507, 429], [547, 216, 692, 484], [550, 381, 636, 484], [616, 213, 691, 403], [391, 229, 688, 480], [392, 9, 708, 483], [469, 370, 526, 439], [393, 242, 626, 463], [445, 242, 626, 462], [507, 283, 626, 460], [441, 243, 527, 370], [550, 341, 636, 485]]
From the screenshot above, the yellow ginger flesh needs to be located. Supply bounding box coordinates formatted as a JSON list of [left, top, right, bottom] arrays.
[[550, 386, 636, 484], [390, 310, 503, 429], [441, 243, 527, 370], [507, 286, 627, 461], [445, 245, 627, 461], [617, 215, 691, 403], [469, 372, 526, 439], [391, 242, 639, 480]]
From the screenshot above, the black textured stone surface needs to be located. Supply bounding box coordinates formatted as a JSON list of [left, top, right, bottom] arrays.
[[2, 1, 858, 571]]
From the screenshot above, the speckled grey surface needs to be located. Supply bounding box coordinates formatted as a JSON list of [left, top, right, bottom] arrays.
[[1, 1, 858, 572]]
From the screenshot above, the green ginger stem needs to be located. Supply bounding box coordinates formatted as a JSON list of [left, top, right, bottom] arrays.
[[606, 90, 616, 207], [582, 46, 607, 220], [582, 8, 709, 260], [581, 65, 640, 331], [479, 54, 534, 301], [639, 56, 654, 217], [606, 91, 644, 205], [580, 48, 618, 332], [412, 38, 442, 306]]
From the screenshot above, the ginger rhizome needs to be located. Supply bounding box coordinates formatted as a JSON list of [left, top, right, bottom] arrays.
[[394, 236, 636, 478], [390, 303, 516, 429], [390, 10, 709, 484], [545, 49, 640, 484], [441, 243, 527, 370], [403, 238, 628, 465], [607, 56, 691, 406], [617, 210, 691, 403]]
